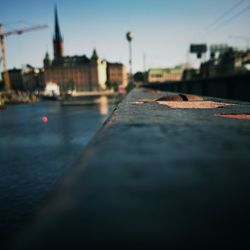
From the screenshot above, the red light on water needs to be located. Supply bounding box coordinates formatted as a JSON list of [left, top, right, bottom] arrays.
[[42, 116, 48, 123]]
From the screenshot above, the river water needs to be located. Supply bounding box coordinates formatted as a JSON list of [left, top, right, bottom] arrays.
[[0, 100, 111, 246]]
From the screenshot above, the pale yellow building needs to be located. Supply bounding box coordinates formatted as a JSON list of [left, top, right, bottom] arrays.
[[147, 68, 182, 83]]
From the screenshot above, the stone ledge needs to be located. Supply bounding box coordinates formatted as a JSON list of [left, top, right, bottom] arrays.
[[10, 87, 250, 250]]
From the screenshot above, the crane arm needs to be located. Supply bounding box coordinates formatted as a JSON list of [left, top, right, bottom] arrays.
[[0, 23, 48, 91], [0, 25, 48, 38]]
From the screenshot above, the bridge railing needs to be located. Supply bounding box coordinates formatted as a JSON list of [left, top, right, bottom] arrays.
[[143, 73, 250, 102]]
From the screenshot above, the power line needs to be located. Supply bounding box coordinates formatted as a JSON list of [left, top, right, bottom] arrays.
[[210, 5, 250, 33], [205, 0, 247, 32], [192, 0, 248, 41]]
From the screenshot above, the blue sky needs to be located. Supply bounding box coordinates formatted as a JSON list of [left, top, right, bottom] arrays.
[[1, 0, 250, 73]]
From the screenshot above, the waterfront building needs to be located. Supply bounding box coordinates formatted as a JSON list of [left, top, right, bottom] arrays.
[[22, 65, 44, 91], [1, 68, 23, 90], [44, 49, 107, 92], [44, 6, 126, 92], [1, 66, 44, 92], [107, 62, 127, 86]]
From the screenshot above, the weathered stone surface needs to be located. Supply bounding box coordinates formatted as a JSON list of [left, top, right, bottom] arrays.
[[11, 88, 250, 250], [157, 100, 233, 109]]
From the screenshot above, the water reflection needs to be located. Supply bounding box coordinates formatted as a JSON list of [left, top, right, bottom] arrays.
[[0, 100, 110, 246], [98, 96, 109, 116]]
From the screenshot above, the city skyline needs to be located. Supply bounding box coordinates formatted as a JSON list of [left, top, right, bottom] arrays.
[[1, 0, 250, 74]]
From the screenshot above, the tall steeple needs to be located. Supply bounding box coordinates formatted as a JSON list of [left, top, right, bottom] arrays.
[[53, 5, 64, 59], [91, 48, 99, 61]]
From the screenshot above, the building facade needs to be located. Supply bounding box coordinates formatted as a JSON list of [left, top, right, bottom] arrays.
[[147, 67, 183, 83], [44, 6, 126, 92], [22, 65, 44, 91], [200, 48, 250, 78], [1, 68, 23, 90], [44, 50, 107, 92], [2, 66, 44, 92], [107, 63, 127, 86]]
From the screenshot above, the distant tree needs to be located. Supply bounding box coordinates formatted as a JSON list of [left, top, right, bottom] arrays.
[[113, 82, 120, 92], [133, 72, 144, 82], [105, 80, 120, 92], [105, 80, 113, 90], [125, 81, 135, 93], [182, 69, 199, 80]]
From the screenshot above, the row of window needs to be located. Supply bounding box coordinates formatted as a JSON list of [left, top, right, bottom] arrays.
[[45, 75, 89, 82]]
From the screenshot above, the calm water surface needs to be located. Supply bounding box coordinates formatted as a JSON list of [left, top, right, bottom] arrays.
[[0, 101, 110, 246]]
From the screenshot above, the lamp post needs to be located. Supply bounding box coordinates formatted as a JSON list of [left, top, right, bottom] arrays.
[[126, 31, 134, 83]]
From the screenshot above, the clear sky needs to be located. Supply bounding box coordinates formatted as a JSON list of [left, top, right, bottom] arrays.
[[1, 0, 250, 73]]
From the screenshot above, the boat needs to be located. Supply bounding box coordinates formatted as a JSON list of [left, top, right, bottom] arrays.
[[42, 82, 60, 101], [60, 91, 123, 106], [42, 95, 59, 101]]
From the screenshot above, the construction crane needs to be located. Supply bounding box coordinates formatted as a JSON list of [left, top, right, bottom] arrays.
[[0, 23, 48, 91]]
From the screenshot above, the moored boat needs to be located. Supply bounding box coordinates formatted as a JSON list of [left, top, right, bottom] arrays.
[[42, 82, 60, 101]]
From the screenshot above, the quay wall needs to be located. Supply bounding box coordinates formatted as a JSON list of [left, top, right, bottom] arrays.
[[9, 87, 250, 250]]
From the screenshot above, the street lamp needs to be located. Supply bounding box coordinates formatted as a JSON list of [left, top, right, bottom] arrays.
[[126, 31, 134, 83]]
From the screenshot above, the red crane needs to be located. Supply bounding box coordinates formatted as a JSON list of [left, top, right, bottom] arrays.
[[0, 23, 48, 91]]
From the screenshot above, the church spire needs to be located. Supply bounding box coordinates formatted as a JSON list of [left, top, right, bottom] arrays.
[[54, 5, 62, 41], [91, 48, 99, 60], [53, 5, 64, 59]]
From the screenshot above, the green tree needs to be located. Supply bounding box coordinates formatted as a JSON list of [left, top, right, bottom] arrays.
[[105, 80, 113, 90], [134, 71, 144, 82], [105, 80, 120, 92], [112, 82, 119, 92], [125, 81, 135, 93]]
